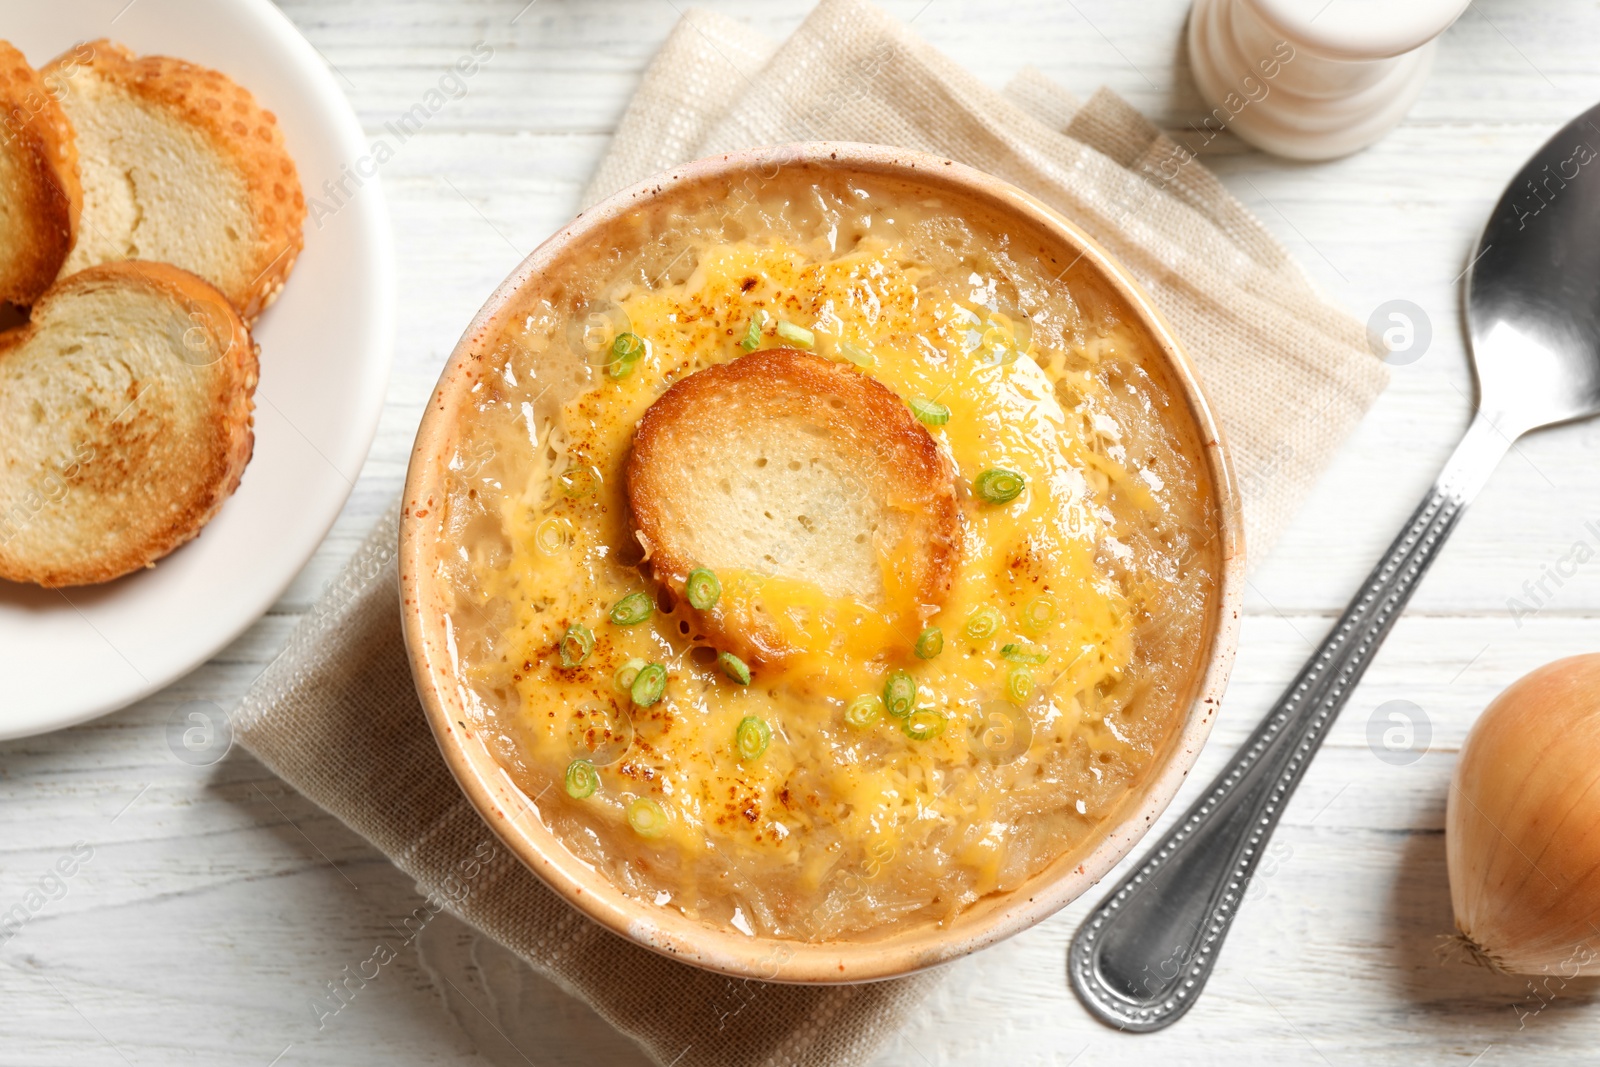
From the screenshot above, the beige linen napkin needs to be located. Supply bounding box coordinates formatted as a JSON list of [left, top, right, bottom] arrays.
[[237, 3, 1388, 1065]]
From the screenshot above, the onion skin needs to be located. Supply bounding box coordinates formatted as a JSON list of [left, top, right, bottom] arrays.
[[1447, 653, 1600, 975]]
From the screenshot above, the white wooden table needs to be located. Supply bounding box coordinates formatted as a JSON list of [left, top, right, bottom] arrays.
[[5, 1, 1600, 1063]]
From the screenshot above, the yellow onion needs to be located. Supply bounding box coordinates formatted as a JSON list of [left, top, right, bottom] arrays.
[[1447, 653, 1600, 975]]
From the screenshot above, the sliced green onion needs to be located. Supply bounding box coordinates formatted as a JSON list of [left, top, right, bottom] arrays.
[[559, 465, 600, 498], [609, 591, 654, 626], [564, 759, 598, 799], [630, 663, 667, 707], [1006, 666, 1035, 704], [534, 516, 570, 554], [909, 398, 951, 426], [883, 670, 916, 718], [1001, 643, 1050, 665], [914, 626, 944, 660], [844, 695, 883, 729], [1020, 595, 1058, 634], [606, 332, 645, 379], [718, 651, 751, 686], [611, 331, 645, 364], [685, 568, 721, 610], [735, 716, 771, 761], [964, 606, 1002, 641], [903, 708, 947, 741], [559, 624, 594, 667], [974, 468, 1026, 504], [837, 340, 875, 367], [627, 797, 668, 837], [740, 311, 768, 351], [775, 320, 815, 349], [614, 657, 647, 691]]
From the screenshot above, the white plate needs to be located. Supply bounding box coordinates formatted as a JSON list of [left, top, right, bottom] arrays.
[[0, 0, 394, 739]]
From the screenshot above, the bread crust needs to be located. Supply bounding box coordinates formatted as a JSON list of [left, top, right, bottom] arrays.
[[627, 348, 961, 665], [0, 39, 81, 307], [43, 39, 305, 321], [0, 261, 257, 587]]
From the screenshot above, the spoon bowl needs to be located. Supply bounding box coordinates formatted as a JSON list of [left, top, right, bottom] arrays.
[[1468, 102, 1600, 436]]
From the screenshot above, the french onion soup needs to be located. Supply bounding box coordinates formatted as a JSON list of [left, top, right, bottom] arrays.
[[416, 165, 1222, 943]]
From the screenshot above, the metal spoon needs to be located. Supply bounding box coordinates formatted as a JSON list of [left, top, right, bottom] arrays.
[[1068, 100, 1600, 1031]]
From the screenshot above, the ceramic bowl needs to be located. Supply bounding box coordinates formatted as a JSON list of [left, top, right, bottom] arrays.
[[400, 142, 1244, 984]]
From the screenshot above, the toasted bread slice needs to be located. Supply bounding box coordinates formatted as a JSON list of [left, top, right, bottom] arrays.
[[43, 40, 304, 321], [0, 261, 257, 587], [626, 347, 961, 665], [0, 40, 81, 307]]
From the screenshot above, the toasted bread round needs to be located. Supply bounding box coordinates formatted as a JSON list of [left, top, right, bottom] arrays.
[[626, 347, 961, 665], [0, 40, 81, 307], [0, 261, 257, 587], [43, 40, 304, 322]]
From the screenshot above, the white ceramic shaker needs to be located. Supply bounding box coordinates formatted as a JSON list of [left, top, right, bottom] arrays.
[[1187, 0, 1473, 160]]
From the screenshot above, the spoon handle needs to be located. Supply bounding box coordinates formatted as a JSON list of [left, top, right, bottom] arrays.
[[1068, 412, 1510, 1031]]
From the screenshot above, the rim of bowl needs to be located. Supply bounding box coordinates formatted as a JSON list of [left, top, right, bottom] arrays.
[[399, 141, 1245, 985]]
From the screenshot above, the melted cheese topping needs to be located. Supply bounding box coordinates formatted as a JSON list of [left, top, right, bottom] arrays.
[[449, 227, 1207, 940]]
